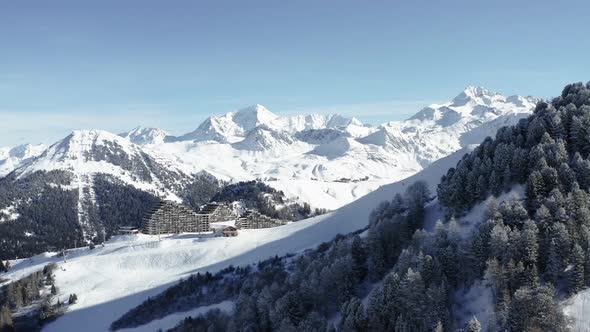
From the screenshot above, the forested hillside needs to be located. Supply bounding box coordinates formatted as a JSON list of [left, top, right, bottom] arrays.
[[438, 81, 590, 297], [0, 172, 221, 260], [211, 180, 327, 221], [111, 82, 590, 331], [0, 171, 80, 260]]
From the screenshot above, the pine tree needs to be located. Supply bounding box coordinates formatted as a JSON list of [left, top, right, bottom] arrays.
[[489, 225, 509, 262], [526, 171, 544, 201], [546, 239, 561, 285], [508, 285, 567, 332], [573, 153, 590, 190], [351, 236, 367, 281], [466, 316, 481, 332], [570, 244, 585, 294], [502, 165, 512, 193], [512, 148, 529, 183], [570, 116, 586, 155], [434, 321, 444, 332], [524, 264, 540, 288], [6, 283, 21, 310], [540, 167, 559, 195], [568, 188, 590, 235], [519, 220, 539, 266], [490, 170, 502, 197], [558, 162, 577, 192], [338, 297, 367, 332], [476, 175, 488, 200], [38, 299, 57, 321], [552, 222, 571, 260], [0, 305, 13, 332]]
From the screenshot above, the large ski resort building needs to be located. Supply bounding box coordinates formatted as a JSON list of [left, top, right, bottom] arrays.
[[142, 201, 287, 235], [237, 210, 287, 229], [142, 201, 235, 235]]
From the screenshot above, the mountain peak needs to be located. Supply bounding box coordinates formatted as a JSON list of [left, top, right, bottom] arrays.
[[232, 104, 278, 131], [70, 129, 122, 142], [234, 104, 275, 117], [451, 86, 499, 107], [120, 126, 169, 145], [15, 129, 165, 180], [60, 129, 138, 156], [462, 86, 495, 97]]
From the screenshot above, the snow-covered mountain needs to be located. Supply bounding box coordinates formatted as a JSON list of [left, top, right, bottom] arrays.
[[0, 86, 537, 239], [232, 125, 297, 151], [0, 86, 539, 242], [119, 126, 170, 145], [15, 130, 190, 195], [176, 104, 371, 144], [141, 87, 537, 210], [380, 86, 538, 166], [0, 143, 47, 177], [0, 130, 216, 253]]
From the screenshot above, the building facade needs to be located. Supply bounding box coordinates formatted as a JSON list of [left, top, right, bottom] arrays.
[[236, 210, 287, 229], [142, 201, 237, 235]]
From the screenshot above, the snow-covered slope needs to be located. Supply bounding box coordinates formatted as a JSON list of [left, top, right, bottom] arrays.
[[142, 87, 537, 210], [120, 126, 170, 145], [0, 143, 47, 177], [0, 146, 472, 332], [381, 86, 538, 167], [564, 289, 590, 332], [15, 130, 189, 196], [232, 125, 297, 151]]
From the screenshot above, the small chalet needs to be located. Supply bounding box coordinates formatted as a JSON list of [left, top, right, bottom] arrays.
[[222, 226, 239, 237], [118, 226, 140, 235]]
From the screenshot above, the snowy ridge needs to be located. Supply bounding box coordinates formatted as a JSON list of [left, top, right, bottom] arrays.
[[120, 126, 170, 145], [176, 104, 370, 144], [15, 129, 189, 200], [380, 86, 538, 166], [232, 125, 297, 152], [0, 143, 47, 177]]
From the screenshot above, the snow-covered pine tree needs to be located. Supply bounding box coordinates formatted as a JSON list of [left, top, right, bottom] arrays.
[[466, 316, 481, 332], [569, 244, 585, 294]]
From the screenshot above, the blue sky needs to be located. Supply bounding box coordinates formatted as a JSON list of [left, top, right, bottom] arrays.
[[1, 0, 589, 146]]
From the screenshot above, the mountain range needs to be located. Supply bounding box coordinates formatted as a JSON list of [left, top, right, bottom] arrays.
[[12, 82, 590, 332], [133, 86, 537, 209], [0, 86, 538, 258]]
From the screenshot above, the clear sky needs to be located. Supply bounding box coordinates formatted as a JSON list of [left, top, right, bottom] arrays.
[[1, 0, 589, 146]]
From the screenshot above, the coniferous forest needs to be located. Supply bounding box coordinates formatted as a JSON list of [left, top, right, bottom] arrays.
[[111, 82, 590, 331]]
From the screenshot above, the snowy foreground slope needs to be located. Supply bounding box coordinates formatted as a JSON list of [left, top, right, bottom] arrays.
[[564, 289, 590, 332], [0, 147, 473, 332]]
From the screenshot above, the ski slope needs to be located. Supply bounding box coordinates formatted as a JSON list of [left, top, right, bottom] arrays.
[[564, 289, 590, 332], [0, 146, 473, 332]]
